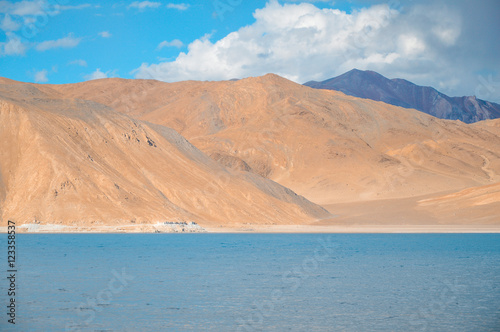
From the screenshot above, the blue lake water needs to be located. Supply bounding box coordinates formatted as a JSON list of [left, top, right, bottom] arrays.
[[1, 233, 499, 331]]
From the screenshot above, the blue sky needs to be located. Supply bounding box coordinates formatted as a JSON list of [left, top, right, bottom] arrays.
[[1, 0, 500, 102]]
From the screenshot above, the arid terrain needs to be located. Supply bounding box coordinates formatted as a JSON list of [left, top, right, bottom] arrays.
[[1, 74, 499, 232]]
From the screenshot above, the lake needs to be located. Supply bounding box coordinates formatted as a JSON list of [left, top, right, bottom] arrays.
[[1, 234, 499, 331]]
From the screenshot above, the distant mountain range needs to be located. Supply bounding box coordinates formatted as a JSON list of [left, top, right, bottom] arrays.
[[304, 69, 500, 123]]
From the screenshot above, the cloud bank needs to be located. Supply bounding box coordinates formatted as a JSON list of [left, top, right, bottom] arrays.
[[134, 0, 500, 101]]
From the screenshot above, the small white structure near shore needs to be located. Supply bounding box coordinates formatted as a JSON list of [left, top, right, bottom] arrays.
[[154, 221, 206, 233]]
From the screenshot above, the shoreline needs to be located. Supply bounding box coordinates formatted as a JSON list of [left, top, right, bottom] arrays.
[[204, 224, 500, 233], [1, 224, 500, 234]]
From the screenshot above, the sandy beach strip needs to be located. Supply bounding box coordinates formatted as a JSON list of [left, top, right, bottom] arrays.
[[203, 224, 500, 233], [1, 222, 499, 234]]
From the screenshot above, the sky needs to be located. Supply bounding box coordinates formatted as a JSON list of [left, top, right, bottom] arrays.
[[1, 0, 499, 102]]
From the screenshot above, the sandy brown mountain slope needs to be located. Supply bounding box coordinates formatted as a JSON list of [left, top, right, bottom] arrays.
[[0, 81, 329, 227], [416, 182, 500, 224], [51, 75, 500, 208]]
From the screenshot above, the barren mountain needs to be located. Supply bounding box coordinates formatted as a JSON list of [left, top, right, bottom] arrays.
[[417, 182, 500, 224], [2, 74, 499, 228], [304, 69, 500, 123], [0, 80, 329, 228], [51, 75, 500, 209]]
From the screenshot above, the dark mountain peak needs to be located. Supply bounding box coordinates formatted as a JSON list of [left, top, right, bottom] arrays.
[[304, 70, 500, 123], [343, 68, 376, 75], [334, 68, 386, 82], [347, 68, 378, 75]]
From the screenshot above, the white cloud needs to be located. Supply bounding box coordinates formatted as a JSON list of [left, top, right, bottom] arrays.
[[0, 1, 46, 33], [133, 1, 492, 100], [99, 31, 112, 38], [166, 3, 189, 10], [3, 1, 46, 16], [134, 2, 404, 82], [398, 35, 426, 56], [0, 1, 95, 31], [84, 68, 109, 81], [34, 69, 48, 83], [69, 59, 87, 67], [43, 3, 94, 15], [36, 34, 81, 51], [1, 14, 21, 31], [157, 39, 184, 50], [127, 1, 161, 10], [0, 33, 27, 55], [56, 4, 92, 11], [433, 26, 460, 46]]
